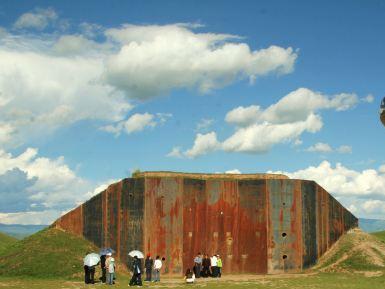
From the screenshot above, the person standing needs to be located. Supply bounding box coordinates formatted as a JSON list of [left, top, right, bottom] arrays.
[[89, 265, 96, 284], [105, 253, 112, 284], [217, 255, 222, 278], [100, 255, 107, 283], [108, 257, 116, 285], [202, 254, 210, 277], [210, 255, 218, 277], [193, 253, 202, 278], [84, 264, 90, 284], [144, 254, 153, 282], [129, 256, 143, 286], [153, 255, 162, 282]]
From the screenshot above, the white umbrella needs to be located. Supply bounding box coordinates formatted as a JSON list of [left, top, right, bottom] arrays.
[[84, 253, 100, 266], [128, 250, 144, 259]]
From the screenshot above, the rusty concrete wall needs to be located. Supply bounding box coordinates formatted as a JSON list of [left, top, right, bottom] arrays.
[[53, 173, 357, 275]]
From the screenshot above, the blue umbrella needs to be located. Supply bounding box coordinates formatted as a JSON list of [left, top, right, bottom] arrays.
[[100, 248, 115, 255]]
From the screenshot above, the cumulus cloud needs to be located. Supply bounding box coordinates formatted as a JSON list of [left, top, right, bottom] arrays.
[[362, 94, 374, 103], [306, 142, 352, 154], [336, 145, 353, 154], [268, 161, 385, 219], [196, 118, 214, 132], [223, 113, 322, 153], [166, 147, 183, 158], [103, 24, 297, 99], [0, 148, 92, 210], [0, 148, 119, 224], [1, 18, 295, 146], [0, 210, 61, 225], [306, 142, 333, 153], [100, 112, 171, 136], [225, 169, 242, 174], [225, 88, 359, 127], [14, 8, 57, 30], [184, 132, 221, 158], [0, 42, 132, 147], [174, 88, 365, 157]]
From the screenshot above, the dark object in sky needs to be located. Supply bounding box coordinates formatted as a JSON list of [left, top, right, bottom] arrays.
[[381, 97, 385, 127]]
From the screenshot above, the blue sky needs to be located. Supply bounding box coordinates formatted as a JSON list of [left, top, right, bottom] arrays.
[[0, 0, 384, 224]]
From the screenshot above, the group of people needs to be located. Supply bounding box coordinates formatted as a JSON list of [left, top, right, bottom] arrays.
[[129, 255, 164, 286], [100, 253, 116, 285], [187, 253, 223, 282], [83, 252, 115, 285], [84, 251, 223, 285]]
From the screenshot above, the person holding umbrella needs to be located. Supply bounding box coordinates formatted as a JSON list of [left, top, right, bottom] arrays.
[[83, 252, 100, 284], [129, 255, 143, 286]]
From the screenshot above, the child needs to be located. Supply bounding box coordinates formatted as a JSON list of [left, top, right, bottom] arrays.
[[184, 268, 195, 284], [108, 257, 115, 285]]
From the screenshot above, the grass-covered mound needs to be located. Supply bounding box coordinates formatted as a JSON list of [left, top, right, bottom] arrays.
[[0, 232, 16, 255], [314, 228, 385, 274], [372, 230, 385, 243], [0, 227, 98, 278]]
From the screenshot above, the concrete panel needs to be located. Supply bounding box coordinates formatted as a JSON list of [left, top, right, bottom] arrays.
[[301, 181, 317, 269], [268, 179, 302, 273]]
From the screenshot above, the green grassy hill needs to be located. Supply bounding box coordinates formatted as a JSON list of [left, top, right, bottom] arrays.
[[0, 227, 99, 278], [0, 232, 16, 255], [371, 230, 385, 243], [314, 228, 385, 273]]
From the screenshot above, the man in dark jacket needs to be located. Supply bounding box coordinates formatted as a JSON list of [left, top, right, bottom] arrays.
[[202, 254, 211, 277], [100, 255, 107, 283], [144, 254, 153, 281], [129, 256, 143, 286]]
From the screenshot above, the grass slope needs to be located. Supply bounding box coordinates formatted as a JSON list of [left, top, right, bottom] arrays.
[[315, 228, 385, 273], [0, 228, 98, 278], [0, 232, 16, 255], [371, 230, 385, 243]]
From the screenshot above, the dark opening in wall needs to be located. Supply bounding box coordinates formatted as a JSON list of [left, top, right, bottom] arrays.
[[282, 255, 288, 259], [282, 232, 287, 238]]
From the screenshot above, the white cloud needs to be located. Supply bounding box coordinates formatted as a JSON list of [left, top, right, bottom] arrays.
[[336, 145, 353, 154], [270, 160, 385, 199], [293, 139, 303, 146], [362, 94, 374, 103], [103, 24, 297, 99], [101, 112, 171, 136], [268, 161, 385, 219], [0, 210, 61, 225], [225, 169, 242, 174], [2, 20, 294, 146], [196, 118, 214, 132], [0, 44, 132, 147], [307, 142, 333, 153], [174, 88, 364, 156], [184, 132, 221, 158], [225, 105, 261, 127], [0, 148, 93, 209], [306, 143, 352, 154], [222, 113, 322, 153], [0, 147, 120, 224], [0, 122, 15, 143], [166, 147, 183, 158], [225, 88, 359, 127], [379, 164, 385, 174], [14, 8, 57, 30]]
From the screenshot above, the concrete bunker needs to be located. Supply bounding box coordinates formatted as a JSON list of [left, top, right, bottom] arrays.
[[53, 172, 358, 275]]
